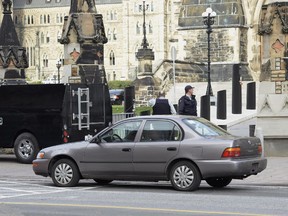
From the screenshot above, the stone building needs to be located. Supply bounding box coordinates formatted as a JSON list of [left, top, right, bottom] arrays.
[[8, 0, 288, 86]]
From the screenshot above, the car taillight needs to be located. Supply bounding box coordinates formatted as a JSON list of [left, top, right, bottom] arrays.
[[222, 147, 241, 158], [258, 145, 262, 156], [63, 130, 69, 143]]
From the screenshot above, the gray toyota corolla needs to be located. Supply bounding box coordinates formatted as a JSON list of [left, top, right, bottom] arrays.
[[33, 115, 267, 191]]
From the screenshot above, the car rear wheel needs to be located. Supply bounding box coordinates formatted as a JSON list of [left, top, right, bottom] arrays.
[[51, 159, 80, 187], [93, 179, 113, 185], [14, 132, 39, 164], [205, 177, 232, 188], [170, 161, 201, 191]]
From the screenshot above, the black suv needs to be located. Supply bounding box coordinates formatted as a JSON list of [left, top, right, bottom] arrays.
[[109, 89, 124, 105]]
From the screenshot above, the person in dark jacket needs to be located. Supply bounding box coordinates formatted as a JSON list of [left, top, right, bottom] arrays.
[[178, 85, 197, 116], [148, 91, 176, 115]]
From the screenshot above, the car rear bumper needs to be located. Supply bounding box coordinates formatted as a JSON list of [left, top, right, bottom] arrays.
[[196, 157, 268, 179], [32, 159, 50, 177]]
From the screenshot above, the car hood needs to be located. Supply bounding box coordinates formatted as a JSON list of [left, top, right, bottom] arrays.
[[41, 141, 89, 157]]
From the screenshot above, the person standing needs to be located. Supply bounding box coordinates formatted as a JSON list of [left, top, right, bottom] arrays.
[[148, 91, 177, 115], [178, 85, 197, 116]]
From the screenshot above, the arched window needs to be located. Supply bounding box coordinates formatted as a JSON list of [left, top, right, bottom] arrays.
[[56, 14, 60, 23], [149, 21, 153, 33], [43, 54, 48, 67], [136, 21, 141, 34], [114, 11, 117, 20], [14, 16, 18, 24], [47, 15, 50, 23], [31, 15, 34, 24], [109, 51, 115, 65], [57, 31, 62, 40], [41, 32, 45, 44], [46, 32, 50, 43], [28, 16, 30, 24], [24, 15, 27, 25], [110, 11, 113, 20], [40, 15, 43, 24], [107, 29, 111, 41], [44, 15, 47, 24], [113, 28, 117, 40], [60, 14, 63, 23]]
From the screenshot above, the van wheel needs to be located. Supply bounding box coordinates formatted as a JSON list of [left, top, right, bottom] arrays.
[[14, 133, 39, 164]]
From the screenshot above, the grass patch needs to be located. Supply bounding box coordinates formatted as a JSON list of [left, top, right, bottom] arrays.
[[112, 105, 152, 116]]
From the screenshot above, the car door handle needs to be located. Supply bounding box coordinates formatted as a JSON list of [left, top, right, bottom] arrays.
[[122, 148, 131, 152], [167, 147, 177, 151]]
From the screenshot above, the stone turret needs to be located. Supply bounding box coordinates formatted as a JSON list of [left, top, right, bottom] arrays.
[[0, 0, 28, 84], [59, 0, 108, 84]]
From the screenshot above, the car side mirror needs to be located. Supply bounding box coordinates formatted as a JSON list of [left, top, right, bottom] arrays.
[[91, 136, 101, 144]]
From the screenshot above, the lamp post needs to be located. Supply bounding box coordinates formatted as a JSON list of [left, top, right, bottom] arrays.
[[141, 1, 149, 49], [202, 7, 216, 96], [56, 60, 61, 84]]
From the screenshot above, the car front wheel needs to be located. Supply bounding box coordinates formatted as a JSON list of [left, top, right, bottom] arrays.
[[51, 159, 80, 187], [170, 161, 201, 191], [205, 177, 232, 188]]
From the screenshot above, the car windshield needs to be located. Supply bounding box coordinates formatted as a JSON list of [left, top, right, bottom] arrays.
[[183, 118, 229, 137]]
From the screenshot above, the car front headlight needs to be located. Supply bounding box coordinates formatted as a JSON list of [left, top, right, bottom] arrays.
[[36, 151, 45, 159]]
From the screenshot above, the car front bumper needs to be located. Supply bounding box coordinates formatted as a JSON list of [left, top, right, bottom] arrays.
[[196, 157, 268, 179], [32, 159, 50, 177]]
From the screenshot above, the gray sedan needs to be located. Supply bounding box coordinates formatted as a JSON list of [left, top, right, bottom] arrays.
[[33, 115, 267, 191]]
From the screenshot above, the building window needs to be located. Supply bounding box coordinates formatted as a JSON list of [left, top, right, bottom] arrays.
[[41, 32, 45, 44], [149, 21, 153, 33], [46, 32, 50, 43], [110, 51, 115, 65], [43, 54, 48, 67], [113, 29, 117, 40], [14, 16, 18, 24], [40, 15, 43, 24], [107, 29, 111, 41], [31, 15, 34, 24], [47, 15, 50, 24], [136, 21, 141, 34], [275, 57, 281, 70]]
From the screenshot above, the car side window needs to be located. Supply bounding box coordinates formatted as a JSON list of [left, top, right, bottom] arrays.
[[99, 120, 142, 143], [140, 120, 181, 142]]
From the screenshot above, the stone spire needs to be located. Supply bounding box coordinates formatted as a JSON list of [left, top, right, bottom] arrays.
[[59, 0, 108, 84], [70, 0, 96, 13], [0, 0, 28, 84]]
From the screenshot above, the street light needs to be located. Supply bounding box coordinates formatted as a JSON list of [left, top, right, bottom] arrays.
[[56, 60, 61, 84], [202, 7, 216, 96], [139, 1, 149, 49]]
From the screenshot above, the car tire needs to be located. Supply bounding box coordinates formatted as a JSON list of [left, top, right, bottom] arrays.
[[93, 179, 113, 185], [14, 132, 39, 164], [51, 159, 80, 187], [205, 177, 232, 188], [170, 161, 201, 191]]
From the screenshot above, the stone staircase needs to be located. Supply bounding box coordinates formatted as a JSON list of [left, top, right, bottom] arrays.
[[166, 81, 259, 137]]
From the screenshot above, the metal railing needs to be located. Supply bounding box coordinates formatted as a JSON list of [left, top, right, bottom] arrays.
[[112, 113, 134, 123]]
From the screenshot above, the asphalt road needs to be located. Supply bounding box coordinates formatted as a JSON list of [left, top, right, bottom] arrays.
[[1, 154, 288, 216]]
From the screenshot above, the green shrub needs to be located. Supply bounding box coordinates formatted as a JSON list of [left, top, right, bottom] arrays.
[[108, 80, 133, 89], [112, 105, 152, 116]]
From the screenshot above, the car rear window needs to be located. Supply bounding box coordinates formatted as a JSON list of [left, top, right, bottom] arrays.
[[183, 118, 230, 137]]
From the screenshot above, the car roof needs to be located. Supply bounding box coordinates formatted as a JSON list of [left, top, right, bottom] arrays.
[[116, 115, 199, 122]]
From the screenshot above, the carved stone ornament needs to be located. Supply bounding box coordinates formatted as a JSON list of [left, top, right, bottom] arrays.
[[276, 4, 288, 34]]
